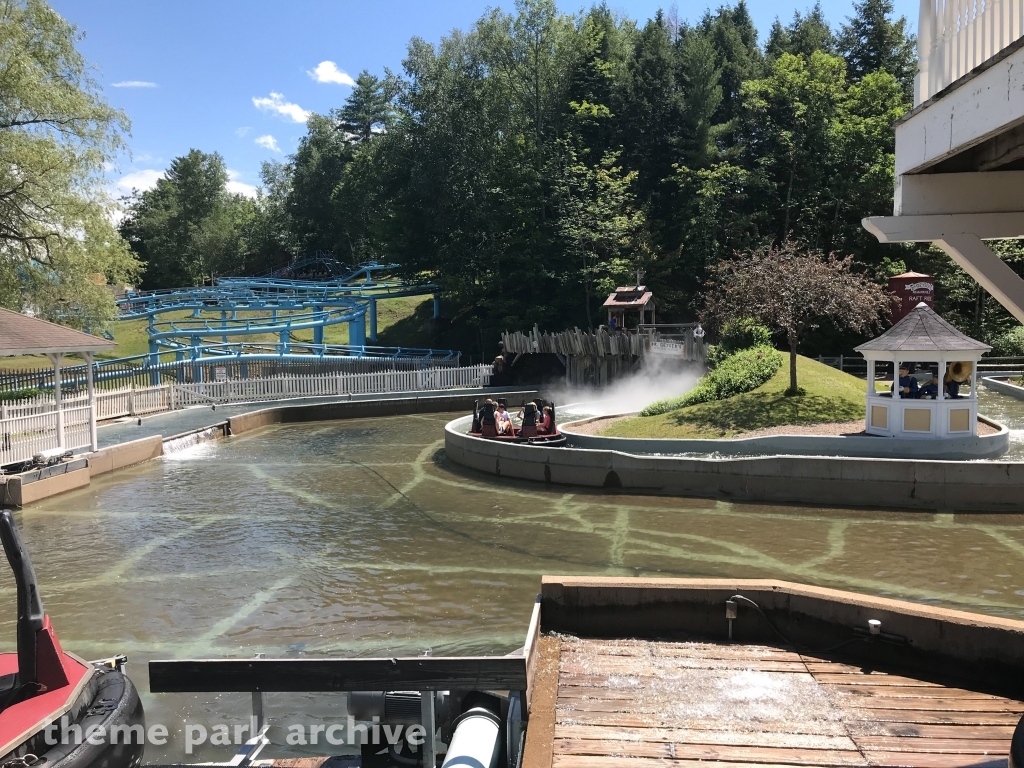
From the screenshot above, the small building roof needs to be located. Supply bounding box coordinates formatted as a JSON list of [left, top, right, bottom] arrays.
[[0, 307, 116, 357], [889, 271, 932, 279], [602, 288, 653, 309], [855, 302, 990, 355]]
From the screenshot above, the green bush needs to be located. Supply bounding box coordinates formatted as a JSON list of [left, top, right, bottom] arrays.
[[706, 319, 772, 368], [992, 326, 1024, 357], [641, 345, 783, 416], [0, 388, 41, 402]]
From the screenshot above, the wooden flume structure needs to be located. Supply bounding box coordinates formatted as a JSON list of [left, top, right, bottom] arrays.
[[501, 323, 705, 387]]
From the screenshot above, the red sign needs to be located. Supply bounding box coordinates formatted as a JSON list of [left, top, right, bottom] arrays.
[[887, 271, 935, 323]]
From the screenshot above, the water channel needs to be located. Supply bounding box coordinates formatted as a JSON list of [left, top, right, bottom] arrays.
[[4, 391, 1024, 760]]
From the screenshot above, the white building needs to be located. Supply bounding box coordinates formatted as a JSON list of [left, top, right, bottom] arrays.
[[863, 0, 1024, 322]]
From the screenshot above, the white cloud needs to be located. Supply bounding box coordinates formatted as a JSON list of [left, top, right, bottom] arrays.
[[252, 92, 310, 123], [235, 126, 251, 137], [112, 80, 157, 88], [255, 134, 281, 153], [308, 61, 356, 86], [226, 170, 258, 198], [116, 169, 163, 194]]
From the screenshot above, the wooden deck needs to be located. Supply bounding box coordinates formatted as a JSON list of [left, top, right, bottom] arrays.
[[525, 636, 1024, 768]]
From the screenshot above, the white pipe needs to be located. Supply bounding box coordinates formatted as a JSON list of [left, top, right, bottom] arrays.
[[441, 708, 501, 768]]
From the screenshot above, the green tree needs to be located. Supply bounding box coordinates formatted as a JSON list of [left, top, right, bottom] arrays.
[[766, 4, 835, 60], [336, 70, 399, 142], [552, 143, 646, 328], [120, 150, 253, 288], [838, 0, 916, 97], [287, 114, 353, 256], [0, 0, 139, 328]]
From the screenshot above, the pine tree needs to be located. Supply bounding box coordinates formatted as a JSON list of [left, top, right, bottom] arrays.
[[336, 71, 398, 142], [838, 0, 916, 97], [766, 4, 835, 61]]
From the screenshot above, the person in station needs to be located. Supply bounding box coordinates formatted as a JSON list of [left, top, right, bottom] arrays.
[[897, 364, 919, 398], [495, 402, 513, 434], [918, 372, 939, 399]]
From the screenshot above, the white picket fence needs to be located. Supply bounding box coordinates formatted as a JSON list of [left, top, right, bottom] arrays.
[[918, 0, 1024, 103], [0, 406, 93, 468], [0, 364, 492, 467], [172, 365, 493, 406]]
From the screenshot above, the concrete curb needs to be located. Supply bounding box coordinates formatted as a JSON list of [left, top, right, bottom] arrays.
[[559, 414, 1010, 460], [444, 414, 1024, 512], [982, 375, 1024, 400]]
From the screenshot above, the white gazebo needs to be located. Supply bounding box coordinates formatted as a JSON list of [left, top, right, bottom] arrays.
[[0, 308, 115, 461], [855, 303, 989, 439]]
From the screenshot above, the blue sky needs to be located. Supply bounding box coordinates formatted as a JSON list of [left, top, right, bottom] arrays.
[[51, 0, 917, 200]]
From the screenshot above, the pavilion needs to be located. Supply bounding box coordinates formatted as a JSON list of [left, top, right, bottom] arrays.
[[0, 308, 115, 460], [855, 303, 989, 438]]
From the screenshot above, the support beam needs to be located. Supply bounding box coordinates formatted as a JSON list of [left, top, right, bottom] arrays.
[[863, 214, 1024, 325], [368, 298, 377, 342], [46, 353, 64, 448], [934, 234, 1024, 324]]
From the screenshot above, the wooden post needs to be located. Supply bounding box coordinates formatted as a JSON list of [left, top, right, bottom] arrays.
[[47, 353, 64, 448], [85, 352, 97, 452]]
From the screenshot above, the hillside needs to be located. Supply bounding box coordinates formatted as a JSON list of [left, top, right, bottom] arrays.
[[602, 355, 867, 439]]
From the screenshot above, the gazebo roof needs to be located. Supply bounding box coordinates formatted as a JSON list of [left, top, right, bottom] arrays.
[[0, 307, 116, 357], [855, 302, 990, 354]]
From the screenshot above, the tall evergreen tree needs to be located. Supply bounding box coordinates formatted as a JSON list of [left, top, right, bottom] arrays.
[[766, 4, 835, 60], [838, 0, 916, 97]]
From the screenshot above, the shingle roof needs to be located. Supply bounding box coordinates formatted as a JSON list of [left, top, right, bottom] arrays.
[[855, 302, 990, 353], [0, 307, 116, 356]]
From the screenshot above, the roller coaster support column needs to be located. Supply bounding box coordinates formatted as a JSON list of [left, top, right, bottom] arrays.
[[368, 299, 377, 342], [349, 312, 366, 347], [313, 307, 324, 345], [148, 340, 161, 386], [433, 295, 441, 319], [191, 335, 203, 383]]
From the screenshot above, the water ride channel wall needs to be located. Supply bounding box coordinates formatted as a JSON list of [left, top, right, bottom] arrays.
[[1, 389, 540, 507], [444, 414, 1024, 513]]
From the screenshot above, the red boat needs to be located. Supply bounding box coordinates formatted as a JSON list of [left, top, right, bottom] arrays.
[[469, 399, 566, 446], [0, 511, 144, 768]]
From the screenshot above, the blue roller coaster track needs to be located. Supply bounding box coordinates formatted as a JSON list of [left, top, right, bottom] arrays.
[[113, 258, 451, 381]]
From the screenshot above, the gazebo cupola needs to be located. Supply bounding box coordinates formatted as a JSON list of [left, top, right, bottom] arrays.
[[855, 303, 989, 439]]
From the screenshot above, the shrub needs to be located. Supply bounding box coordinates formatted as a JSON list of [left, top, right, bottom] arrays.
[[706, 319, 772, 368], [0, 388, 41, 402], [641, 346, 783, 416], [991, 326, 1024, 357]]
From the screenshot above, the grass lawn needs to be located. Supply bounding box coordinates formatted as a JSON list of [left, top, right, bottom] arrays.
[[0, 296, 431, 372], [602, 354, 867, 439]]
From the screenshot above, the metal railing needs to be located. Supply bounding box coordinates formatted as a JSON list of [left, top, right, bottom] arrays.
[[917, 0, 1024, 103]]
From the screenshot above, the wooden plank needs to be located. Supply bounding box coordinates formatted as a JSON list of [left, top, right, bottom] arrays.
[[836, 696, 1024, 712], [553, 710, 851, 735], [810, 672, 945, 685], [524, 594, 542, 711], [846, 722, 1018, 739], [566, 642, 801, 662], [554, 724, 859, 750], [826, 684, 1008, 700], [846, 708, 1024, 725], [522, 637, 561, 768], [560, 659, 811, 674], [854, 736, 1011, 753], [552, 738, 869, 766], [552, 756, 815, 768], [861, 751, 1007, 768], [147, 655, 526, 692]]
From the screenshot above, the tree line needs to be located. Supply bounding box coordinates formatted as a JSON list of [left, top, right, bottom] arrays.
[[120, 0, 922, 352], [7, 0, 1024, 355]]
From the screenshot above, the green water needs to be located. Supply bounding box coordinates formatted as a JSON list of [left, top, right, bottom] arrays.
[[6, 408, 1024, 761]]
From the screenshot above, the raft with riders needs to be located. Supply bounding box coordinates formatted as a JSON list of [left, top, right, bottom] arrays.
[[469, 398, 567, 446]]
